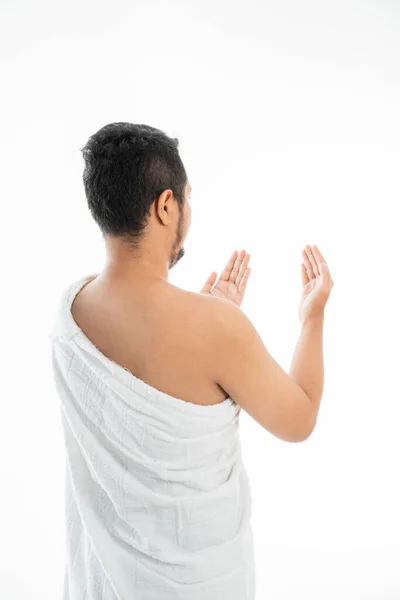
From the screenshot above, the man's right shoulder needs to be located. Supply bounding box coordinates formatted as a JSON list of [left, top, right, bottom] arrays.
[[175, 288, 244, 342]]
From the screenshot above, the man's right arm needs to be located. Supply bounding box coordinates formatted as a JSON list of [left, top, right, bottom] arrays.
[[208, 298, 324, 443]]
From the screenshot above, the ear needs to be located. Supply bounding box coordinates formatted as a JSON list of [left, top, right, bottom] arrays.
[[155, 189, 174, 225]]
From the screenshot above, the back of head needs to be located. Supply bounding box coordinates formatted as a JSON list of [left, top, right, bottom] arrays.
[[80, 123, 188, 250]]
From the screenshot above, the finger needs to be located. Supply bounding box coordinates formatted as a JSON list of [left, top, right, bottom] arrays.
[[312, 246, 332, 284], [238, 268, 251, 295], [301, 262, 310, 285], [302, 248, 315, 279], [305, 244, 320, 277], [235, 253, 251, 285], [200, 271, 217, 293], [312, 245, 328, 268], [219, 250, 238, 281], [320, 259, 333, 284], [230, 249, 246, 282]]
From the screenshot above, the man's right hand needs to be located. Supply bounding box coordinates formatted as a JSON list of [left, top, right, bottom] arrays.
[[299, 244, 334, 324]]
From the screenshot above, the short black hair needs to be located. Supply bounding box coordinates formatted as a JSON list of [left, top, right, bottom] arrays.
[[80, 122, 188, 249]]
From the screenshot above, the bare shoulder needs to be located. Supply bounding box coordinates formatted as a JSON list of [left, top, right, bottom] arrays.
[[171, 287, 240, 333], [177, 289, 249, 334], [170, 287, 246, 363]]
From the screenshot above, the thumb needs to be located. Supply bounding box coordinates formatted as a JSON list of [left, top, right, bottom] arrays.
[[200, 271, 218, 294]]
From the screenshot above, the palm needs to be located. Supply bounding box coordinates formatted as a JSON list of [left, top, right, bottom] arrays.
[[300, 277, 319, 313], [200, 250, 251, 308], [299, 244, 334, 322]]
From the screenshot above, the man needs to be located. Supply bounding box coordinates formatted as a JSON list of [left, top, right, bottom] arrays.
[[50, 122, 334, 600]]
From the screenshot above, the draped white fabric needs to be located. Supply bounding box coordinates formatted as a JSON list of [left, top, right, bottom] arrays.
[[49, 275, 255, 600]]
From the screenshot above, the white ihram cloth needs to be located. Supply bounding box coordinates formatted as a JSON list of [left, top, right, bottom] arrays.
[[49, 275, 256, 600]]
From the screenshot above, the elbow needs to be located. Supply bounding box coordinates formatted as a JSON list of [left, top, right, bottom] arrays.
[[294, 410, 317, 443]]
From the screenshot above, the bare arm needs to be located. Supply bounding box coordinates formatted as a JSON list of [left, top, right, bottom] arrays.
[[210, 299, 316, 443], [289, 315, 325, 421], [209, 244, 333, 443]]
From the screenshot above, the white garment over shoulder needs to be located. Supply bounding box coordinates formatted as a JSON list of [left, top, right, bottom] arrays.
[[49, 275, 256, 600]]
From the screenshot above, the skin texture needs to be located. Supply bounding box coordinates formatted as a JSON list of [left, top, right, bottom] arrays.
[[71, 180, 334, 440]]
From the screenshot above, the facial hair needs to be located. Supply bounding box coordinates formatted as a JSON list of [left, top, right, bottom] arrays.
[[169, 205, 185, 269]]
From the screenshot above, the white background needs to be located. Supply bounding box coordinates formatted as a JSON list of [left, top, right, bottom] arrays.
[[1, 0, 400, 598]]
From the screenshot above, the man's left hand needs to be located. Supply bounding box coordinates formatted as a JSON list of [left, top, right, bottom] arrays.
[[200, 249, 251, 308]]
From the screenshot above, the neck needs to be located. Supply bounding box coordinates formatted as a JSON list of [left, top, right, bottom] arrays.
[[101, 243, 171, 284]]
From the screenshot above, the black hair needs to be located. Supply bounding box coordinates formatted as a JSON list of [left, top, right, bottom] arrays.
[[80, 122, 188, 249]]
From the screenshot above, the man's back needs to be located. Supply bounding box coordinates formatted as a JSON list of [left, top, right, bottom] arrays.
[[70, 272, 317, 444], [71, 274, 229, 406]]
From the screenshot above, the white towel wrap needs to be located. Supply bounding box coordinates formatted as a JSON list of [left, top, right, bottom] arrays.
[[49, 275, 256, 600]]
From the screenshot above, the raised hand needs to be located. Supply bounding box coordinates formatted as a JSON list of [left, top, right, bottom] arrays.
[[299, 244, 334, 323], [200, 249, 251, 308]]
